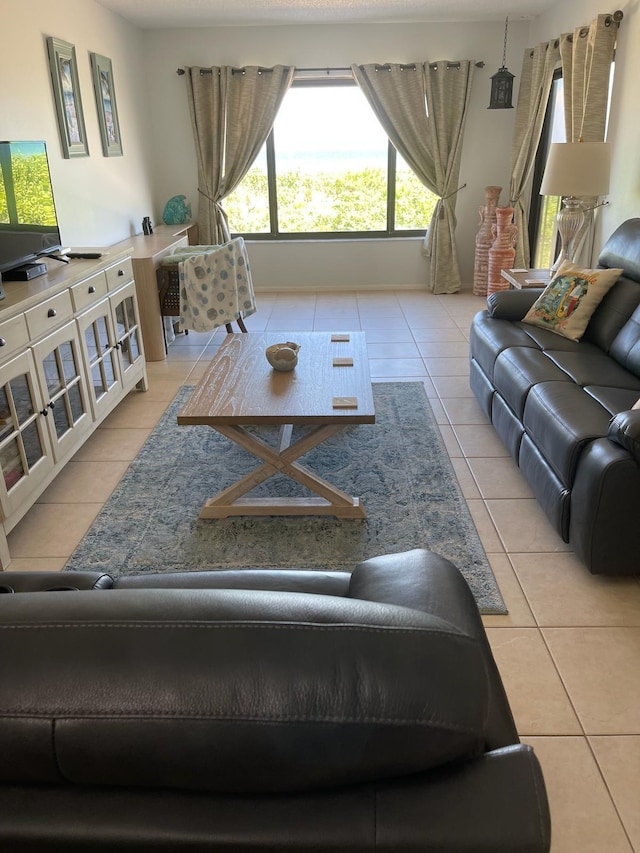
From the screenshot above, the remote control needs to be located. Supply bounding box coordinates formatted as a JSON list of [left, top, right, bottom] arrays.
[[67, 252, 103, 259]]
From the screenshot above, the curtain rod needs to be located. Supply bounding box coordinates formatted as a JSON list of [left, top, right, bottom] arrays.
[[176, 62, 485, 76]]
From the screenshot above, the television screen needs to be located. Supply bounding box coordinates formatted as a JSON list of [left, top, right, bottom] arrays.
[[0, 140, 63, 274]]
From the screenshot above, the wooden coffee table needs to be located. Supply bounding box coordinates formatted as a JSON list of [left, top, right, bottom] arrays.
[[177, 332, 375, 519]]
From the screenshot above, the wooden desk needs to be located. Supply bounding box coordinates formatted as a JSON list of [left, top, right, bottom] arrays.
[[177, 332, 375, 519], [108, 223, 197, 361], [500, 268, 551, 290]]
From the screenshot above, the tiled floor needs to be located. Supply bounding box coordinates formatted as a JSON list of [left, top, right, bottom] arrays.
[[7, 289, 640, 851]]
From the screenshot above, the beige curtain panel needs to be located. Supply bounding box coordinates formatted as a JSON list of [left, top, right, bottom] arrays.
[[352, 60, 475, 294], [508, 40, 560, 268], [560, 14, 618, 262], [185, 65, 294, 244]]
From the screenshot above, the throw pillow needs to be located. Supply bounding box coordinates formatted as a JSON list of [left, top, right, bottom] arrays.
[[522, 260, 623, 342]]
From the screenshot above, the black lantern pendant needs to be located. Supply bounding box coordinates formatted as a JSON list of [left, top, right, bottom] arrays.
[[488, 17, 515, 109]]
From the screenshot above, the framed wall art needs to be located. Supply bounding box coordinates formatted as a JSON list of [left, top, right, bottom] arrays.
[[90, 52, 123, 157], [46, 37, 89, 158]]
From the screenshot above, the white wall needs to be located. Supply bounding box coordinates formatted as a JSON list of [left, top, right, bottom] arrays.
[[530, 1, 640, 259], [4, 2, 635, 290], [0, 0, 155, 247], [141, 20, 531, 290]]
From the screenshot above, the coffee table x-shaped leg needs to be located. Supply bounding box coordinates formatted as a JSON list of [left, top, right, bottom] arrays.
[[198, 423, 365, 519]]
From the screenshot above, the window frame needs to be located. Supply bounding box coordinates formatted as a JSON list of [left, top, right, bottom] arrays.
[[229, 77, 432, 241]]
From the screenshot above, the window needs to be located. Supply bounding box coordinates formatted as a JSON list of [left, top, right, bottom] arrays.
[[224, 78, 438, 239], [530, 62, 615, 267], [529, 71, 565, 268]]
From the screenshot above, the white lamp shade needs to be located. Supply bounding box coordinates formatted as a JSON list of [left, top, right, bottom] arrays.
[[540, 142, 611, 197]]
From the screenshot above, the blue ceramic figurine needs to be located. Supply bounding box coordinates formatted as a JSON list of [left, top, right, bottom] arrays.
[[162, 195, 192, 225]]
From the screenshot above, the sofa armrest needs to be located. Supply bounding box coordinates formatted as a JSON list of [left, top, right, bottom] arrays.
[[608, 409, 640, 461], [486, 289, 543, 320]]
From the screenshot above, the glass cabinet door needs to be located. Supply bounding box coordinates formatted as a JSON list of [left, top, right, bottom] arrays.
[[32, 322, 92, 462], [111, 282, 144, 387], [0, 350, 53, 519], [76, 298, 122, 421]]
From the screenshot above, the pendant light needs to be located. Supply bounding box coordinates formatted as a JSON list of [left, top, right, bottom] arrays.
[[488, 16, 515, 109]]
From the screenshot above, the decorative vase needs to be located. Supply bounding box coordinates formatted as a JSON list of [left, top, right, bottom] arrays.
[[487, 207, 518, 295], [265, 341, 300, 371], [473, 186, 502, 297]]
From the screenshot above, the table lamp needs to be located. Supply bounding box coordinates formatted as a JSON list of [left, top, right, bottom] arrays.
[[540, 141, 611, 271]]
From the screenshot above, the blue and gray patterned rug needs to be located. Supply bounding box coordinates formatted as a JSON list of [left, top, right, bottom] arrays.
[[65, 382, 506, 613]]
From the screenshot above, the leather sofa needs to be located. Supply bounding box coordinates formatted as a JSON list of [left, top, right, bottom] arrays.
[[0, 549, 550, 851], [470, 218, 640, 575]]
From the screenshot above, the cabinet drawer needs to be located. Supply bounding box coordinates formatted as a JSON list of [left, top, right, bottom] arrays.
[[70, 271, 108, 312], [105, 258, 133, 290], [25, 290, 73, 340], [0, 314, 30, 363]]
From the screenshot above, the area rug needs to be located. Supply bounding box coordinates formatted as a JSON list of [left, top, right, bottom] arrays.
[[65, 382, 506, 614]]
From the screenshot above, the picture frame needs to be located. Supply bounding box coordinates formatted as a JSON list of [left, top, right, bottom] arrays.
[[90, 52, 123, 157], [46, 37, 89, 158]]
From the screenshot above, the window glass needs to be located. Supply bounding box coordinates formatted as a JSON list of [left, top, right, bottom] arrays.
[[225, 79, 438, 238]]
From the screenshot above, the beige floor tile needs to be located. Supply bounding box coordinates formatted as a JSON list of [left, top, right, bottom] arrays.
[[436, 424, 463, 458], [416, 341, 470, 358], [481, 554, 536, 628], [366, 342, 421, 358], [168, 330, 214, 347], [137, 377, 186, 402], [512, 552, 640, 627], [422, 356, 470, 376], [361, 329, 414, 344], [589, 735, 640, 850], [486, 498, 572, 553], [98, 396, 169, 429], [409, 315, 458, 330], [486, 628, 582, 735], [467, 457, 535, 499], [166, 344, 210, 361], [368, 358, 428, 377], [430, 376, 475, 398], [410, 328, 467, 343], [71, 428, 150, 462], [36, 460, 130, 503], [439, 397, 490, 425], [424, 396, 447, 424], [3, 557, 68, 572], [449, 458, 481, 499], [360, 316, 416, 330], [7, 503, 102, 559], [452, 424, 510, 457], [543, 627, 640, 734], [524, 736, 633, 853], [465, 499, 505, 553], [146, 361, 195, 382]]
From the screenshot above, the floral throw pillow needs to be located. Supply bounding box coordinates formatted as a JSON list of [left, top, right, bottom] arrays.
[[522, 260, 623, 342]]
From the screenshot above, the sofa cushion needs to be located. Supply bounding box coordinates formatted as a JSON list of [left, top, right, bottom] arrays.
[[523, 382, 612, 485], [609, 303, 640, 377], [586, 385, 640, 416], [545, 350, 640, 391], [583, 275, 640, 352], [470, 311, 538, 380], [522, 261, 623, 342], [0, 588, 489, 795], [493, 347, 571, 419]]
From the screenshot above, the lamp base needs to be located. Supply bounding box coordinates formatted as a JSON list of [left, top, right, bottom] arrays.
[[551, 196, 586, 273]]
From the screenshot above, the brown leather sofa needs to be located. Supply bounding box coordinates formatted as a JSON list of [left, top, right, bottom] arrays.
[[470, 218, 640, 574], [0, 549, 550, 851]]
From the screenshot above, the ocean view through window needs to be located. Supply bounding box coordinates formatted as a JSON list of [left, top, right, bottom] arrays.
[[225, 80, 438, 238]]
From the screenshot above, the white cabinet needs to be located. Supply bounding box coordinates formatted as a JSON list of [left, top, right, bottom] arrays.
[[0, 349, 54, 520], [0, 251, 148, 568], [31, 321, 92, 463]]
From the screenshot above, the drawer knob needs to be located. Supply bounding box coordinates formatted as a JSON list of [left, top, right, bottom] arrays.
[[47, 308, 57, 318], [0, 338, 5, 347], [88, 285, 96, 294], [117, 268, 125, 276]]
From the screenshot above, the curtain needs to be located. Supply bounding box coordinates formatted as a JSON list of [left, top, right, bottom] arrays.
[[185, 65, 293, 244], [559, 14, 618, 261], [352, 61, 475, 294], [508, 40, 560, 268]]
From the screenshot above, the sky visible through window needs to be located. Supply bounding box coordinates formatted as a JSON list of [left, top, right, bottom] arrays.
[[273, 85, 388, 172]]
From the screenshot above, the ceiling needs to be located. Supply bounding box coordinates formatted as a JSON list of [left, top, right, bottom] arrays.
[[96, 0, 555, 29]]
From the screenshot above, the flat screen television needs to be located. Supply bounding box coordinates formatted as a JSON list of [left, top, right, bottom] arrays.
[[0, 140, 63, 277]]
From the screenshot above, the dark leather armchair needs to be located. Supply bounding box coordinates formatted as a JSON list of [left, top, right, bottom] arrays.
[[0, 549, 550, 851]]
